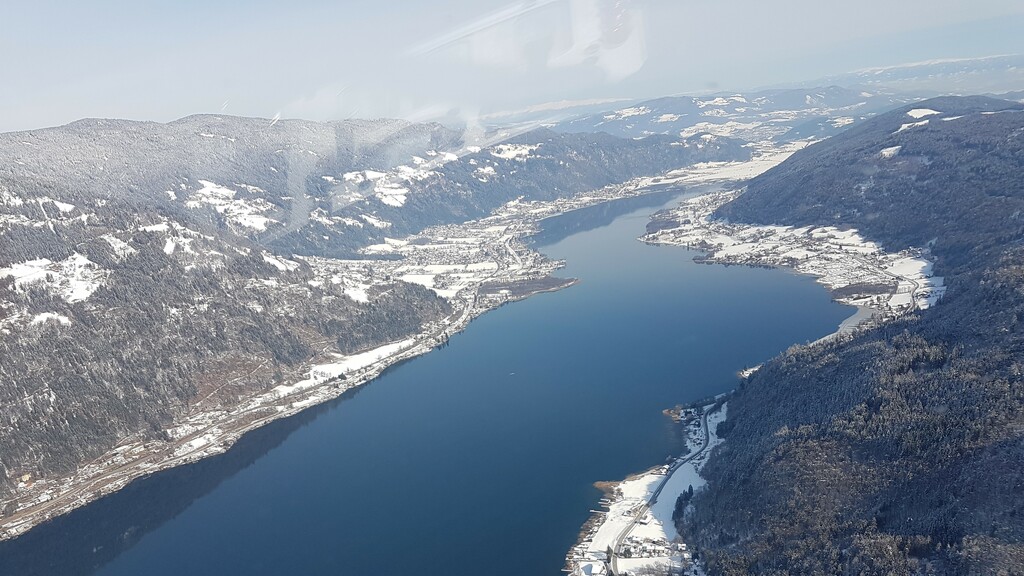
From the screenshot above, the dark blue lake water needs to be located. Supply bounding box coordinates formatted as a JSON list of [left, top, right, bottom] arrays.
[[0, 190, 852, 576]]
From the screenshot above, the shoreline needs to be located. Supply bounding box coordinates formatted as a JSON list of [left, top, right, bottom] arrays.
[[565, 402, 728, 576], [642, 190, 945, 340], [561, 290, 882, 576], [0, 161, 735, 542], [0, 141, 818, 545], [564, 141, 940, 576]]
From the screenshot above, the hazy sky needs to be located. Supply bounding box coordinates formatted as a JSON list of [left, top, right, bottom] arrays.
[[3, 0, 1024, 132]]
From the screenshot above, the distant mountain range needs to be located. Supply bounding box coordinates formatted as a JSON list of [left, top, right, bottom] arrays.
[[555, 85, 918, 143], [542, 55, 1024, 145], [818, 54, 1024, 95]]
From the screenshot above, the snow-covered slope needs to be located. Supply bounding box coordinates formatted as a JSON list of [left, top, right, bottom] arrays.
[[0, 112, 748, 524], [557, 86, 916, 143]]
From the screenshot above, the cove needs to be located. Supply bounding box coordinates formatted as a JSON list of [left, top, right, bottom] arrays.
[[0, 189, 852, 576]]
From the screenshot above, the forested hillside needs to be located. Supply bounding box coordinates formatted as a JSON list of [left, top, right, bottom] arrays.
[[687, 97, 1024, 574], [0, 114, 746, 507]]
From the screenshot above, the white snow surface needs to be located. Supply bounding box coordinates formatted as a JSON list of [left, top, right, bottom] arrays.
[[0, 188, 24, 207], [185, 180, 277, 231], [896, 120, 930, 133], [262, 253, 300, 272], [343, 170, 386, 184], [375, 182, 409, 207], [101, 234, 137, 258], [698, 97, 731, 107], [678, 120, 783, 141], [879, 146, 902, 159], [48, 199, 76, 213], [360, 214, 391, 229], [603, 106, 651, 121], [907, 108, 941, 119], [645, 405, 727, 543], [30, 313, 71, 326], [490, 143, 540, 160], [0, 253, 106, 303], [273, 339, 416, 398]]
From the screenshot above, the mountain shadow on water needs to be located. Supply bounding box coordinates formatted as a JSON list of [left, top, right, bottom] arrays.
[[0, 384, 371, 576]]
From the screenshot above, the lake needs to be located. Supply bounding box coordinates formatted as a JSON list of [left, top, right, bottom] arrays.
[[0, 189, 852, 576]]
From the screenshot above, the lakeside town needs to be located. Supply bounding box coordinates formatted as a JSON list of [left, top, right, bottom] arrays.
[[642, 191, 946, 325]]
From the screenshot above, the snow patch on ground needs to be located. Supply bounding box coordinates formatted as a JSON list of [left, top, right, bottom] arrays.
[[375, 183, 409, 207], [0, 188, 25, 207], [679, 120, 782, 141], [273, 339, 416, 398], [185, 180, 278, 231], [907, 108, 941, 119], [344, 284, 370, 303], [47, 199, 75, 213], [0, 253, 106, 303], [569, 405, 726, 576], [30, 313, 71, 326], [895, 120, 930, 133], [661, 141, 809, 185], [101, 234, 137, 258], [475, 165, 497, 182], [879, 145, 902, 159], [343, 170, 386, 184], [490, 143, 540, 160], [698, 97, 731, 108], [262, 253, 300, 272], [603, 106, 651, 121]]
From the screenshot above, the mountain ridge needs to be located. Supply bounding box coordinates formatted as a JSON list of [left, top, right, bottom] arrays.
[[685, 95, 1024, 575]]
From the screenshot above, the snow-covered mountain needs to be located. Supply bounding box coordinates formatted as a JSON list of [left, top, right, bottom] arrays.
[[686, 95, 1024, 575], [819, 54, 1024, 95], [556, 86, 917, 143], [0, 113, 747, 513]]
